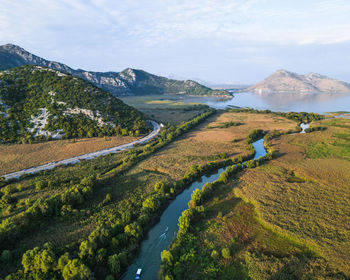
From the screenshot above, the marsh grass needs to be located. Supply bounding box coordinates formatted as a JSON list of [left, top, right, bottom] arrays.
[[234, 118, 350, 275]]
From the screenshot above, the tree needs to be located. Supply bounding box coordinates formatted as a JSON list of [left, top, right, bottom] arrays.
[[161, 250, 173, 265], [62, 259, 93, 280], [79, 240, 96, 259], [35, 248, 56, 273], [211, 250, 219, 260], [221, 248, 231, 259], [22, 247, 40, 273], [1, 250, 12, 263], [108, 254, 120, 275], [124, 222, 142, 239], [57, 253, 70, 271]]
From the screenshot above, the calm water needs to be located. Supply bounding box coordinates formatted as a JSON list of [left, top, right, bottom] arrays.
[[205, 91, 350, 113], [122, 139, 267, 280]]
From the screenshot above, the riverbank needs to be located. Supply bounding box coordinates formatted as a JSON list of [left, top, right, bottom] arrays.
[[160, 118, 350, 279]]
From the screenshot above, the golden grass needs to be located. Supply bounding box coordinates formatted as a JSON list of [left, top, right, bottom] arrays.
[[0, 135, 137, 175], [129, 112, 296, 184], [234, 118, 350, 275], [2, 112, 297, 260]]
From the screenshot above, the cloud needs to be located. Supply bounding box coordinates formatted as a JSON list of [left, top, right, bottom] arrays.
[[0, 0, 350, 82], [1, 0, 350, 47]]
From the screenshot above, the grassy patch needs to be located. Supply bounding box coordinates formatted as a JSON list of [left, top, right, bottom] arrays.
[[234, 118, 350, 275], [0, 135, 138, 174]]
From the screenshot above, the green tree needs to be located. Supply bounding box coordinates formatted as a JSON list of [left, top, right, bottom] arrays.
[[62, 259, 93, 280], [210, 250, 219, 260], [221, 248, 231, 259], [57, 253, 70, 271], [161, 250, 173, 265], [1, 250, 12, 263], [108, 254, 120, 275], [79, 240, 96, 259]]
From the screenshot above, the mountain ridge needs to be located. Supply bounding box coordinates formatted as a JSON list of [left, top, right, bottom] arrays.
[[248, 69, 350, 94], [0, 65, 147, 143], [0, 44, 229, 97]]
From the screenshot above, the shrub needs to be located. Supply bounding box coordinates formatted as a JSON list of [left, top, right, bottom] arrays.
[[221, 248, 231, 259]]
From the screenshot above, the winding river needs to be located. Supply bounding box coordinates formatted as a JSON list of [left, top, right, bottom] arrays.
[[122, 138, 267, 279]]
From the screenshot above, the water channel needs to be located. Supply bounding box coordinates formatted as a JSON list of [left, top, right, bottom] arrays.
[[122, 138, 267, 279]]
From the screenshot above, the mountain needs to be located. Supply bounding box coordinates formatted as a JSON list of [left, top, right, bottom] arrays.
[[0, 65, 147, 143], [0, 44, 230, 97], [248, 69, 350, 94]]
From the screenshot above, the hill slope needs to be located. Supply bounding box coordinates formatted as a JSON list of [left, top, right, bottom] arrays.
[[0, 44, 229, 97], [248, 69, 350, 93], [0, 65, 147, 143]]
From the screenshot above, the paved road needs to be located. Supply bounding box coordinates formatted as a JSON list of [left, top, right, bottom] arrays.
[[1, 120, 161, 181]]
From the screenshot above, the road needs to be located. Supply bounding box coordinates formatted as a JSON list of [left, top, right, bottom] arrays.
[[1, 120, 161, 181]]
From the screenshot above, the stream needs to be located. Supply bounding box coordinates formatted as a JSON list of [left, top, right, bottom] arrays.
[[122, 138, 267, 279]]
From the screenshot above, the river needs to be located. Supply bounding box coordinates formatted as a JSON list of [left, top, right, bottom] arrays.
[[122, 137, 267, 279]]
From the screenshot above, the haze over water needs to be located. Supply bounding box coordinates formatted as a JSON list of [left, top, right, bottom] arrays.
[[205, 91, 350, 113]]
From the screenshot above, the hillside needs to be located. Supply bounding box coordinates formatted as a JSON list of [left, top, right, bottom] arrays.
[[248, 69, 350, 93], [0, 65, 147, 143], [0, 44, 230, 97]]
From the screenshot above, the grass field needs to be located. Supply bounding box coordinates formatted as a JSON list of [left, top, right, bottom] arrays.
[[0, 111, 297, 278], [161, 116, 350, 279], [0, 135, 138, 175], [167, 179, 342, 279], [120, 95, 210, 125], [234, 117, 350, 275]]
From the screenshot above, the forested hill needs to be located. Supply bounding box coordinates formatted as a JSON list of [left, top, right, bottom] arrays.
[[0, 44, 230, 97], [0, 65, 147, 143]]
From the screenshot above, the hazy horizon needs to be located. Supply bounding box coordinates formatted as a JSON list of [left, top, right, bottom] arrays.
[[1, 0, 350, 84]]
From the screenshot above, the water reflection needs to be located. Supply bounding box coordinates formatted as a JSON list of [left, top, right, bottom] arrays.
[[205, 91, 350, 113]]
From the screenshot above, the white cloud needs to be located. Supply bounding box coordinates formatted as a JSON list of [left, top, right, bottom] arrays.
[[1, 0, 350, 47], [0, 0, 350, 82]]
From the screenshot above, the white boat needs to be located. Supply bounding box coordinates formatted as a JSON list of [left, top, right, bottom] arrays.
[[136, 268, 142, 279]]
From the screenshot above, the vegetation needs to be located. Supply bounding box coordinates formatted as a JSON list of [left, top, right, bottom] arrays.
[[229, 108, 324, 123], [2, 110, 342, 279], [160, 126, 347, 279], [0, 135, 138, 175], [120, 95, 210, 125], [0, 109, 220, 279], [0, 65, 147, 143], [233, 117, 350, 275], [207, 121, 242, 129]]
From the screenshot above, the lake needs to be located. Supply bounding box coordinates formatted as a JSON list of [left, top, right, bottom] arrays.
[[205, 91, 350, 113], [121, 92, 350, 114]]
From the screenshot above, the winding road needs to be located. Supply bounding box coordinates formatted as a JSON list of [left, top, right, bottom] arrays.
[[1, 120, 161, 181]]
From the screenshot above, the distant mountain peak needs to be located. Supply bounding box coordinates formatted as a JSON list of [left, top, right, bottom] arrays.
[[248, 69, 350, 94], [0, 43, 229, 97], [1, 43, 24, 50], [275, 69, 293, 74]]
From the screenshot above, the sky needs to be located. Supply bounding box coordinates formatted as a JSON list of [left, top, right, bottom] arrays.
[[1, 0, 350, 84]]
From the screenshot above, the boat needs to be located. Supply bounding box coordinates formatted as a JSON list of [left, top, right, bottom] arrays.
[[136, 268, 142, 279]]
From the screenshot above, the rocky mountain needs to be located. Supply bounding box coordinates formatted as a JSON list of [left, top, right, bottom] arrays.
[[0, 44, 229, 97], [248, 69, 350, 94], [0, 65, 147, 143]]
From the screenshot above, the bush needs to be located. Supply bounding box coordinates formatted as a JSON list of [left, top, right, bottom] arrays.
[[221, 248, 231, 259], [1, 250, 12, 263], [210, 250, 219, 260]]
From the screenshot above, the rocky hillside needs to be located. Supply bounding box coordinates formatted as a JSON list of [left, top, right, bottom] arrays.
[[248, 69, 350, 93], [0, 65, 147, 143], [0, 44, 229, 97]]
